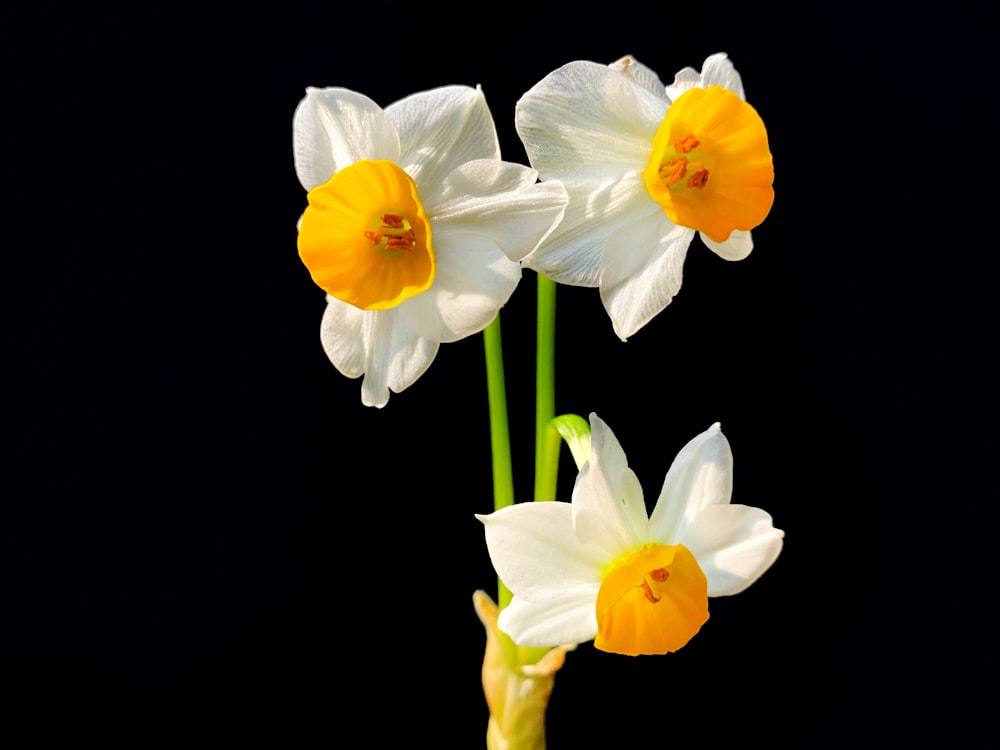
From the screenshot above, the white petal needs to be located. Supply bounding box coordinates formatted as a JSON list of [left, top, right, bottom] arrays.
[[320, 300, 437, 408], [663, 66, 703, 100], [498, 592, 599, 648], [599, 215, 693, 341], [292, 88, 400, 190], [698, 53, 746, 100], [402, 233, 520, 344], [571, 415, 650, 557], [429, 160, 568, 262], [365, 310, 438, 408], [522, 175, 652, 287], [665, 53, 746, 102], [515, 60, 667, 183], [700, 229, 754, 261], [608, 55, 667, 99], [648, 423, 734, 544], [478, 502, 606, 600], [385, 85, 500, 196], [318, 295, 366, 378], [680, 504, 784, 596]]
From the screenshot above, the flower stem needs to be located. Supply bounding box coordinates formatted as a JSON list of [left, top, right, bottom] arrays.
[[483, 314, 515, 610], [546, 414, 592, 470], [534, 274, 557, 502]]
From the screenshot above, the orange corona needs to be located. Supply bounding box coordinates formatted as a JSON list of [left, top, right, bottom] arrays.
[[595, 543, 709, 656], [643, 86, 774, 243], [298, 160, 435, 310]]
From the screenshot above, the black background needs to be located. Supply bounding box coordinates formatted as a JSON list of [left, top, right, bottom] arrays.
[[10, 2, 994, 745]]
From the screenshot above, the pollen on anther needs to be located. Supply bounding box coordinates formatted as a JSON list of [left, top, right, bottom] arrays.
[[641, 580, 660, 603], [675, 135, 700, 153], [380, 213, 404, 228], [649, 568, 669, 582], [385, 230, 415, 251], [659, 158, 688, 186], [687, 169, 709, 189], [364, 230, 382, 245]]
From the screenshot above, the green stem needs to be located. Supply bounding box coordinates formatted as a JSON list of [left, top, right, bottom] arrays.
[[534, 274, 557, 502], [483, 315, 515, 610], [547, 414, 592, 471]]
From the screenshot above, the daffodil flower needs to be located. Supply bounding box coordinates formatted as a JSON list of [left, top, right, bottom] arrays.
[[479, 414, 783, 656], [295, 85, 567, 407], [515, 54, 774, 340]]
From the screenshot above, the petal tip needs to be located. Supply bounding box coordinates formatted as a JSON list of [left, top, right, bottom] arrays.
[[588, 413, 609, 437]]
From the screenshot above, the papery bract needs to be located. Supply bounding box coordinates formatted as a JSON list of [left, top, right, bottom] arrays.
[[474, 590, 571, 749]]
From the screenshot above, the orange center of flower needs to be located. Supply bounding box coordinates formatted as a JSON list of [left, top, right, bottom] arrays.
[[297, 160, 435, 310], [594, 543, 709, 656], [642, 86, 774, 243]]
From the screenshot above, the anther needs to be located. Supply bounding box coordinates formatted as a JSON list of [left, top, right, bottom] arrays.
[[686, 169, 709, 189], [642, 580, 660, 603], [675, 135, 700, 153], [368, 214, 416, 251], [384, 230, 415, 250], [658, 158, 688, 187], [641, 568, 670, 602]]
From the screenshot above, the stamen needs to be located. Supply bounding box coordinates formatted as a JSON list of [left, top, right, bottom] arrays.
[[658, 158, 688, 186], [384, 230, 415, 250], [368, 214, 416, 251], [641, 568, 670, 602], [675, 134, 700, 153], [642, 579, 659, 603], [686, 169, 709, 189]]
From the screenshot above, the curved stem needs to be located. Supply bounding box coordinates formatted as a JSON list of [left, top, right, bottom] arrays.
[[548, 414, 592, 470]]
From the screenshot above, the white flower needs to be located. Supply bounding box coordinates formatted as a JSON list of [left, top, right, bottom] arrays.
[[515, 54, 774, 340], [294, 85, 567, 407], [479, 414, 783, 656]]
